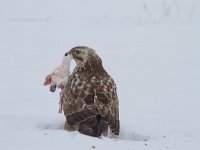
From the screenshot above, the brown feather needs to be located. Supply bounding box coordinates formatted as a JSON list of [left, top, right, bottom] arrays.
[[63, 46, 120, 137]]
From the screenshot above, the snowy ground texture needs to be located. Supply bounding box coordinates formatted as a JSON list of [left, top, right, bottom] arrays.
[[0, 0, 200, 150]]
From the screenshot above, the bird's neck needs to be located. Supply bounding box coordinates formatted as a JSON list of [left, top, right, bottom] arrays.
[[76, 59, 108, 79]]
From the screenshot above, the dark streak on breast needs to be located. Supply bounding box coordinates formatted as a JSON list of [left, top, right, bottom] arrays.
[[96, 92, 109, 104], [83, 94, 95, 105]]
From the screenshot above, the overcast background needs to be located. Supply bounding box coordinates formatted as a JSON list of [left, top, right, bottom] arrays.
[[0, 0, 200, 150]]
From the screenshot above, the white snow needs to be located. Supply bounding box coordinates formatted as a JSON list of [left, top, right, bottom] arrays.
[[0, 0, 200, 150]]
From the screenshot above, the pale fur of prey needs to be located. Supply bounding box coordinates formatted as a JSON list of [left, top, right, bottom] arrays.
[[44, 54, 72, 88]]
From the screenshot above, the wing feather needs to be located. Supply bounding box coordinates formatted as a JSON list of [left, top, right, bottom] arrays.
[[94, 77, 120, 135], [63, 76, 98, 125], [63, 66, 119, 136]]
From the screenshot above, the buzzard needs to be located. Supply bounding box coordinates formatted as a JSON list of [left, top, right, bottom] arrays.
[[63, 46, 120, 137]]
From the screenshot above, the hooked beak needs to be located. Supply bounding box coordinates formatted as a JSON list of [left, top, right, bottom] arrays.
[[65, 51, 74, 59], [65, 52, 69, 56]]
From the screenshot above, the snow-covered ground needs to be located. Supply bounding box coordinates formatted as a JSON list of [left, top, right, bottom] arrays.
[[0, 0, 200, 149]]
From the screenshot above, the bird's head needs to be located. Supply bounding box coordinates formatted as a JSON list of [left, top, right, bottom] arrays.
[[65, 46, 102, 66]]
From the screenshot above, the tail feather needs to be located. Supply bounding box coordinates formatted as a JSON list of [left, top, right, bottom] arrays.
[[78, 117, 100, 137], [103, 113, 120, 135], [78, 115, 108, 137]]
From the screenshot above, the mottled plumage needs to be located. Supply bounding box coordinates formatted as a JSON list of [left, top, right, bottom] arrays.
[[63, 46, 120, 137]]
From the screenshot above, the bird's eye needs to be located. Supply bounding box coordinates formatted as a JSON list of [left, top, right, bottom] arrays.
[[75, 50, 81, 55]]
